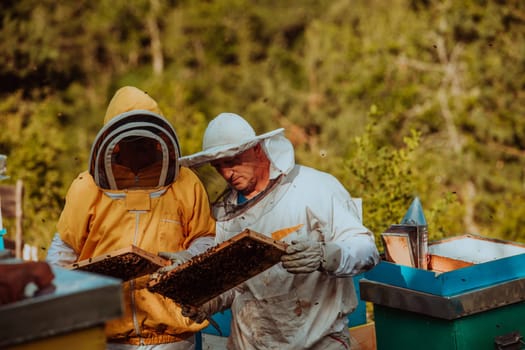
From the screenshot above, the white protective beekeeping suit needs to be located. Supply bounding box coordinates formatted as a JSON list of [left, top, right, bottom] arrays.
[[180, 113, 380, 350]]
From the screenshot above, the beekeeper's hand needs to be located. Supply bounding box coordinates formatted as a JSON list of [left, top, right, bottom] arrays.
[[156, 251, 193, 275], [181, 304, 209, 324], [281, 241, 341, 274]]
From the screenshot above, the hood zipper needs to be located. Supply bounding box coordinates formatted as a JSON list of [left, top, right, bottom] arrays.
[[130, 210, 146, 344]]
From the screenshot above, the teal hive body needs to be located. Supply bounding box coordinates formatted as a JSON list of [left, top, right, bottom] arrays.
[[361, 234, 525, 350]]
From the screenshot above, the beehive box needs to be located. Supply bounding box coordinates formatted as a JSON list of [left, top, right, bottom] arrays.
[[148, 229, 287, 306], [361, 234, 525, 350], [0, 266, 122, 348], [365, 234, 525, 296], [68, 245, 169, 282]]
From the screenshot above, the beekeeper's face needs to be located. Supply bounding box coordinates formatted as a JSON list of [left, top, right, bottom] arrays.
[[115, 137, 160, 173], [211, 144, 269, 198]]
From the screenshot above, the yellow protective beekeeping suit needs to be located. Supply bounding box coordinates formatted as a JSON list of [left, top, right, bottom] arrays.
[[57, 86, 215, 345]]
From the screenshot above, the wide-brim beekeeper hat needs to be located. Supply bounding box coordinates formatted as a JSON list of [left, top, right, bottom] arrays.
[[179, 113, 284, 168]]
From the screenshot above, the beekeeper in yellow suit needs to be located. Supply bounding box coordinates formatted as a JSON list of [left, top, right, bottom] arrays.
[[46, 86, 216, 350]]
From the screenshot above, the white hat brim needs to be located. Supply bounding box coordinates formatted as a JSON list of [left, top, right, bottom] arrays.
[[180, 128, 284, 167]]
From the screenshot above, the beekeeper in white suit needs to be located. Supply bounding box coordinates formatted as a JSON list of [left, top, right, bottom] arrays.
[[179, 113, 380, 350]]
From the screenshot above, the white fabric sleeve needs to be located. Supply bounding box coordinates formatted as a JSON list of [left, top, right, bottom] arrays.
[[334, 232, 380, 276], [314, 179, 380, 277], [187, 236, 215, 256], [46, 233, 78, 267]]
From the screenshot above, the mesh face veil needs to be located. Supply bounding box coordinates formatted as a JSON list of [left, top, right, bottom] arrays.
[[88, 110, 181, 190]]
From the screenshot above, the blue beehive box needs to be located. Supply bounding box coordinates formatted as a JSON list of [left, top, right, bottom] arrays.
[[365, 234, 525, 296], [361, 234, 525, 350]]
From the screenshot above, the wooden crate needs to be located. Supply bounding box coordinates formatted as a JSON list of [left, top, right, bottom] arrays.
[[427, 254, 473, 273], [148, 229, 288, 306], [350, 321, 376, 350], [68, 245, 169, 282]]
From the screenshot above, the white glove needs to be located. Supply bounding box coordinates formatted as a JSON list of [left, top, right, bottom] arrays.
[[281, 241, 341, 274], [156, 251, 193, 274]]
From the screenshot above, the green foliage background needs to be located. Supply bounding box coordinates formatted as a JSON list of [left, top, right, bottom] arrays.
[[0, 0, 524, 259]]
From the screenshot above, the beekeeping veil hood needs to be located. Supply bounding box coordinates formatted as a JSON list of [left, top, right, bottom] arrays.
[[179, 113, 295, 179], [88, 86, 181, 190]]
